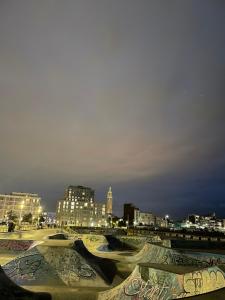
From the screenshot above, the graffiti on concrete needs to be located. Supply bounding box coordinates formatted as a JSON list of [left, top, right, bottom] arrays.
[[161, 252, 205, 267], [124, 276, 172, 300], [182, 268, 225, 296], [98, 265, 225, 300], [3, 246, 97, 287], [185, 252, 225, 266], [134, 243, 206, 267], [3, 248, 55, 284], [0, 240, 33, 251]]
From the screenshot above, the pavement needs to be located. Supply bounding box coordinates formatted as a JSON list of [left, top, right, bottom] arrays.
[[0, 228, 62, 240]]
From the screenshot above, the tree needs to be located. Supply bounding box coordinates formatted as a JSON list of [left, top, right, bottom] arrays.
[[22, 213, 32, 224], [39, 215, 45, 223], [7, 210, 18, 222]]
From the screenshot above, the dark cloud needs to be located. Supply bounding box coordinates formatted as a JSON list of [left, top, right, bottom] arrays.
[[0, 0, 225, 218]]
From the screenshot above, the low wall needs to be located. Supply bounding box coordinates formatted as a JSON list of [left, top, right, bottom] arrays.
[[0, 239, 33, 251]]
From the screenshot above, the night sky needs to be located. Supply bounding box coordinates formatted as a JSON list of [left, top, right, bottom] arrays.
[[0, 0, 225, 219]]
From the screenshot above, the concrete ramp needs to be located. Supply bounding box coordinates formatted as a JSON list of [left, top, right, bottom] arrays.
[[128, 242, 225, 267], [98, 264, 225, 300], [3, 245, 110, 288], [82, 234, 109, 252], [125, 243, 207, 266]]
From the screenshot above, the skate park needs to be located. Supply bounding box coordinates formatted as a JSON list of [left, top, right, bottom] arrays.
[[1, 229, 225, 299]]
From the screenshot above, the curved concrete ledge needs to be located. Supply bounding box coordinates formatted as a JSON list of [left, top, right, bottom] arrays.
[[119, 243, 207, 266], [183, 251, 225, 266], [98, 264, 225, 300]]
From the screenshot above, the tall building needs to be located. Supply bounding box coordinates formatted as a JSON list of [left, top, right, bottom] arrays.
[[0, 192, 41, 222], [56, 185, 106, 227], [106, 186, 113, 215], [123, 203, 139, 226]]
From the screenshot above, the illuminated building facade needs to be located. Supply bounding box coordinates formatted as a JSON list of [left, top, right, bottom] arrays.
[[0, 192, 41, 222], [56, 185, 106, 227], [134, 210, 155, 226]]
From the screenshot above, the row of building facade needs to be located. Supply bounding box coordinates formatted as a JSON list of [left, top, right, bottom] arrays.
[[180, 213, 225, 231], [0, 186, 113, 227], [0, 186, 167, 229], [123, 203, 168, 228], [0, 192, 41, 223]]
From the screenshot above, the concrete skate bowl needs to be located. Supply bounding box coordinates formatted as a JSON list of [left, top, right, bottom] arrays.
[[115, 235, 171, 250], [73, 239, 118, 284], [81, 234, 132, 253], [85, 238, 208, 267], [98, 263, 225, 300], [0, 265, 51, 300], [104, 235, 136, 251], [2, 244, 114, 288], [48, 233, 68, 240]]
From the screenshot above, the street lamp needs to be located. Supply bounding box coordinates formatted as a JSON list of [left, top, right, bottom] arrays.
[[37, 206, 42, 228], [165, 215, 169, 228], [19, 201, 24, 225]]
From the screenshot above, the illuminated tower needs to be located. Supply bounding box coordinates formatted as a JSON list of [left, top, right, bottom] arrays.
[[106, 186, 113, 215]]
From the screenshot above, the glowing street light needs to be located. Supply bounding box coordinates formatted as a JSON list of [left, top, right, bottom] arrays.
[[37, 206, 42, 228], [19, 201, 24, 225]]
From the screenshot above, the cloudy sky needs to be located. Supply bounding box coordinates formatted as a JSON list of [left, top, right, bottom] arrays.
[[0, 0, 225, 219]]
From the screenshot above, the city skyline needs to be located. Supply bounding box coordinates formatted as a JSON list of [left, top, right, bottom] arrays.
[[0, 1, 225, 219]]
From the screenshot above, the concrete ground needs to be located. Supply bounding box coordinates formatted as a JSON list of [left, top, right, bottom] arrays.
[[0, 228, 63, 240], [0, 250, 19, 265]]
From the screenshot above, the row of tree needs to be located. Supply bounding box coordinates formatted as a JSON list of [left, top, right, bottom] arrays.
[[6, 210, 45, 224]]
